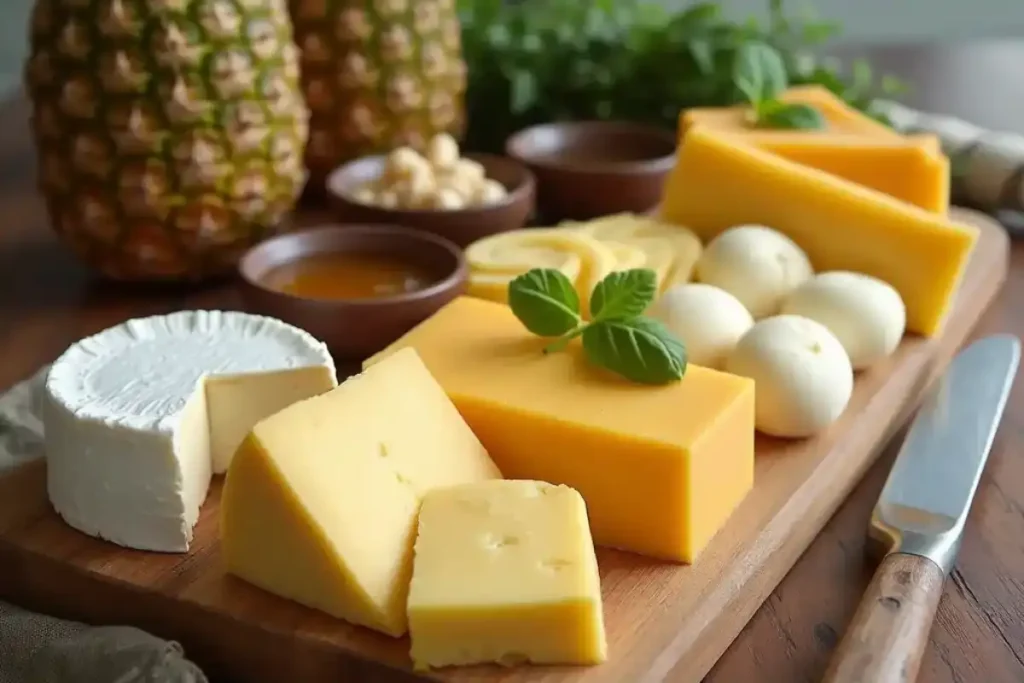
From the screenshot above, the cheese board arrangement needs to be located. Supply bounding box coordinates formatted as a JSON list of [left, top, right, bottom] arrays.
[[1, 0, 1014, 681]]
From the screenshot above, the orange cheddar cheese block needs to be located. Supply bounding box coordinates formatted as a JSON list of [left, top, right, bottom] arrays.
[[741, 133, 949, 214], [365, 296, 755, 563], [680, 86, 950, 213], [659, 127, 977, 337], [680, 85, 900, 138]]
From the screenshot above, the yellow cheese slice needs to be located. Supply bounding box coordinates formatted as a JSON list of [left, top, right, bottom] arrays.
[[408, 480, 607, 670], [221, 347, 501, 637], [205, 366, 337, 474], [465, 229, 618, 315], [659, 127, 977, 337], [567, 213, 703, 287], [366, 297, 755, 563], [679, 85, 950, 213]]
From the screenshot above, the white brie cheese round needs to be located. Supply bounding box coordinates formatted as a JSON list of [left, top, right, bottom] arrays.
[[649, 283, 754, 369], [781, 271, 906, 370], [696, 224, 813, 319], [725, 314, 853, 438], [43, 310, 335, 553]]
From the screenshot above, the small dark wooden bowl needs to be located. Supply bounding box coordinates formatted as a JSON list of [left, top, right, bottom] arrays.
[[505, 121, 677, 223], [325, 153, 536, 248], [238, 225, 467, 361]]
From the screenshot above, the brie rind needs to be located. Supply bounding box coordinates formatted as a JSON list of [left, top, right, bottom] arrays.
[[43, 310, 335, 553]]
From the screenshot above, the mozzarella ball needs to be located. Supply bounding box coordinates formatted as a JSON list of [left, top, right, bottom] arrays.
[[696, 225, 813, 319], [426, 133, 460, 170], [782, 271, 906, 370], [649, 283, 754, 369], [725, 315, 853, 438]]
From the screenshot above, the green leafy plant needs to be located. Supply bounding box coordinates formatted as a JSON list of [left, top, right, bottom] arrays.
[[457, 0, 907, 152], [508, 268, 687, 385]]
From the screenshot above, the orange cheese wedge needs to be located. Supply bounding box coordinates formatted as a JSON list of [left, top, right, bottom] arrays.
[[680, 86, 950, 213], [659, 127, 976, 338], [365, 296, 755, 563]]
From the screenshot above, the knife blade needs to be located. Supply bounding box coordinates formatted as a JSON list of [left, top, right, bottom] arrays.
[[823, 334, 1020, 683]]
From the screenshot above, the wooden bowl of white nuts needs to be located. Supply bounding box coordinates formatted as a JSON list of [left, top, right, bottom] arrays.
[[325, 134, 536, 248]]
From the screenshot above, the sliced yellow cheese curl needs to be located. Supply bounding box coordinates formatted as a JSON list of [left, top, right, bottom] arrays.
[[466, 228, 629, 317], [465, 216, 703, 318], [564, 214, 703, 288]]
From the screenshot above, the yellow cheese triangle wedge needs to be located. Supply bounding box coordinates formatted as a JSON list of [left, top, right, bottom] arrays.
[[659, 128, 977, 337], [221, 348, 501, 637], [679, 86, 950, 212]]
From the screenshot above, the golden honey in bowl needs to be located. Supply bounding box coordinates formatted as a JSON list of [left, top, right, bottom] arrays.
[[262, 251, 439, 301]]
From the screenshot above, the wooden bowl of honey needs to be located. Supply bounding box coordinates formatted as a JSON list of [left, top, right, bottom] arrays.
[[238, 224, 468, 361]]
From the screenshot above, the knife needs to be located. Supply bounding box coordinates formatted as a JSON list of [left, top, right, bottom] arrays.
[[823, 334, 1021, 683]]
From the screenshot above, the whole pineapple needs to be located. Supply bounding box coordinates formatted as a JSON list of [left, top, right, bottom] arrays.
[[289, 0, 466, 187], [24, 0, 310, 281]]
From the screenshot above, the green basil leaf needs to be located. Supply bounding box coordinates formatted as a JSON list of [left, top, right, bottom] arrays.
[[757, 101, 826, 130], [589, 268, 658, 321], [732, 41, 788, 104], [582, 317, 687, 385], [508, 268, 582, 337]]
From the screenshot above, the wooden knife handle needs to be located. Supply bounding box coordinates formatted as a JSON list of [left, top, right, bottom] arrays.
[[822, 553, 945, 683]]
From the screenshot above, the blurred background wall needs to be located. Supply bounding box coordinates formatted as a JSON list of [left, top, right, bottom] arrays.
[[711, 0, 1024, 39]]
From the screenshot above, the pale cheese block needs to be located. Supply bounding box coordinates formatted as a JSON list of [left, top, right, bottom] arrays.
[[43, 310, 336, 553], [206, 366, 337, 474], [408, 479, 607, 670], [220, 347, 502, 637]]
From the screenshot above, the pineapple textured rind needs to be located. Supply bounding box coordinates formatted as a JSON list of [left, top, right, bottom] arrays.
[[24, 0, 311, 281], [289, 0, 467, 183]]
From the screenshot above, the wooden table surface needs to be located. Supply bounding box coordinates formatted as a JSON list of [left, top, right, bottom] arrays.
[[2, 42, 1024, 683]]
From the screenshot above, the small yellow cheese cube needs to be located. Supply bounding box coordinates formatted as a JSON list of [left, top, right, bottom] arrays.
[[408, 480, 607, 670], [366, 297, 755, 563], [221, 348, 501, 637]]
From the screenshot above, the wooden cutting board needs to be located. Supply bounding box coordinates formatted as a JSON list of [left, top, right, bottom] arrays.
[[0, 210, 1009, 683]]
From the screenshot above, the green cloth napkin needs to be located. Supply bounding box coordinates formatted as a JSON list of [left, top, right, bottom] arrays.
[[0, 369, 206, 683], [0, 600, 207, 683], [879, 98, 1024, 221]]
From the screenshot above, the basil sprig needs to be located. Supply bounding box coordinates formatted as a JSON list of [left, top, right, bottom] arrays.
[[508, 268, 687, 385], [732, 41, 826, 130]]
